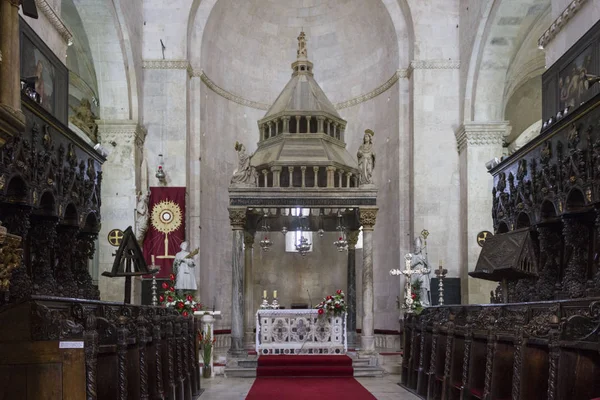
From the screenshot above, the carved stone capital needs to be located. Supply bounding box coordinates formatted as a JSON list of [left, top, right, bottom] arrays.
[[229, 208, 247, 230], [455, 122, 509, 153], [346, 230, 360, 249], [359, 208, 378, 230], [97, 120, 147, 148]]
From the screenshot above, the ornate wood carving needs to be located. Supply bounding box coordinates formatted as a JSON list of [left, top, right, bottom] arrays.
[[441, 325, 454, 400], [535, 226, 562, 300], [461, 329, 472, 391], [547, 330, 560, 400], [483, 331, 496, 400], [166, 316, 175, 394], [29, 217, 58, 295], [562, 217, 589, 297], [55, 225, 79, 297], [138, 313, 149, 400], [511, 328, 524, 400], [153, 313, 164, 399], [84, 314, 98, 400], [72, 232, 99, 299], [116, 315, 128, 400]]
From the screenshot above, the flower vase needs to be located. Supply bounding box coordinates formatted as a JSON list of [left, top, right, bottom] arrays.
[[202, 365, 212, 379]]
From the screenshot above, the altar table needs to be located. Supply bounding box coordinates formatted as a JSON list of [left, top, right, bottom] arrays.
[[256, 309, 347, 355]]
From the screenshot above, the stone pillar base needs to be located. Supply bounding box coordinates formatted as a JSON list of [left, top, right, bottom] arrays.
[[359, 335, 375, 354]]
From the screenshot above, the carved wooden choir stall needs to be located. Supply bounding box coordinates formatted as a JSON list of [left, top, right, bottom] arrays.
[[401, 20, 600, 400], [0, 14, 201, 400]]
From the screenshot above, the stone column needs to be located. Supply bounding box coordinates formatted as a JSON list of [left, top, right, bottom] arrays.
[[359, 207, 378, 354], [288, 166, 294, 187], [0, 0, 26, 146], [274, 119, 279, 136], [243, 232, 255, 347], [300, 166, 306, 187], [346, 230, 360, 348], [282, 117, 290, 133], [260, 124, 266, 141], [313, 167, 319, 187], [455, 122, 507, 304], [306, 116, 311, 133], [326, 166, 336, 188], [317, 116, 325, 133], [337, 171, 343, 187], [268, 122, 273, 138], [346, 172, 352, 188], [271, 166, 282, 187], [262, 169, 268, 187], [228, 208, 246, 356], [327, 120, 331, 136], [332, 123, 337, 138], [296, 116, 300, 133]]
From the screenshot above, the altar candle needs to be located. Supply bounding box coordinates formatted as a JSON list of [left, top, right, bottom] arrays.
[[151, 255, 155, 265], [273, 290, 277, 298], [263, 290, 267, 298]]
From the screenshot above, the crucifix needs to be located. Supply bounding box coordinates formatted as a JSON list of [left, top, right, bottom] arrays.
[[435, 261, 448, 306], [390, 253, 427, 313]]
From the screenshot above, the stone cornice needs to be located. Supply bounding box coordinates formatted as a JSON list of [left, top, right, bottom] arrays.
[[199, 70, 270, 110], [408, 60, 460, 76], [336, 69, 406, 110], [97, 120, 147, 148], [538, 0, 589, 50], [143, 60, 408, 111], [455, 122, 509, 153], [34, 0, 73, 45]]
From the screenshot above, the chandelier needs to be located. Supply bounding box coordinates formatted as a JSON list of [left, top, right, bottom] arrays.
[[259, 214, 272, 251], [295, 216, 311, 256], [333, 212, 347, 251]]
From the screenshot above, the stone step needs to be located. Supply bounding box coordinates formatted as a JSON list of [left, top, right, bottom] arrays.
[[351, 358, 372, 367], [353, 366, 385, 377], [224, 367, 257, 378], [238, 360, 258, 368]]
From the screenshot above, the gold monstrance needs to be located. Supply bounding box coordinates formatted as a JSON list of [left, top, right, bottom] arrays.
[[151, 200, 182, 259]]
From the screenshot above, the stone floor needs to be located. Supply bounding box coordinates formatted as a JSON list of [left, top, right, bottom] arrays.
[[199, 374, 420, 399]]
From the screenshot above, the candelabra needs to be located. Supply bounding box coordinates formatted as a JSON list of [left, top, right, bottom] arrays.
[[260, 296, 270, 309], [151, 257, 160, 306], [435, 262, 448, 306], [271, 297, 280, 309], [259, 214, 272, 251], [296, 235, 311, 256]]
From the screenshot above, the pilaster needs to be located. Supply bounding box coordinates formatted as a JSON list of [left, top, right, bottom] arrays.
[[243, 231, 255, 347], [455, 122, 508, 304], [97, 120, 147, 303]]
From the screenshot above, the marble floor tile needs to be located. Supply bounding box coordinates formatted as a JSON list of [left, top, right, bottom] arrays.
[[199, 374, 420, 399]]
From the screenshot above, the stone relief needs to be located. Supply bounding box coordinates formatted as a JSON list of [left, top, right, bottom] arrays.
[[357, 129, 375, 186], [230, 141, 257, 187], [69, 98, 98, 143], [135, 191, 150, 245]]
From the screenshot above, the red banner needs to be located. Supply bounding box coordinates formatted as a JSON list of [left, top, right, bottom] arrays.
[[143, 187, 186, 278]]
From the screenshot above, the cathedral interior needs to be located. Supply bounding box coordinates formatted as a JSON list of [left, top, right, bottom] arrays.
[[0, 0, 600, 399]]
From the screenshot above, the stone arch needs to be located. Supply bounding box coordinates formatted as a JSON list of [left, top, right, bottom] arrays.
[[464, 0, 550, 123], [38, 191, 57, 216], [5, 175, 28, 203], [516, 211, 532, 229], [70, 0, 139, 120], [63, 203, 79, 226]]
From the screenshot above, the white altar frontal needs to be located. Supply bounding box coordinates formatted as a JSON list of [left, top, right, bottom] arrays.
[[256, 309, 347, 355]]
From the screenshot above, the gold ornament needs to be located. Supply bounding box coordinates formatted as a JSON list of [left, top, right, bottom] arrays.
[[151, 200, 182, 234], [151, 200, 182, 259]]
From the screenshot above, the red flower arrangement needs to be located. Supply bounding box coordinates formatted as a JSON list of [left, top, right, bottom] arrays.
[[159, 274, 204, 316], [314, 289, 347, 317]]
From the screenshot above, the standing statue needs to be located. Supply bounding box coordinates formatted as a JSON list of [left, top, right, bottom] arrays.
[[230, 141, 257, 187], [135, 191, 150, 245], [357, 129, 375, 186], [173, 241, 198, 292], [411, 236, 431, 307]]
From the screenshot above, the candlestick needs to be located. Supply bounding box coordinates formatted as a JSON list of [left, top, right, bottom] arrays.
[[263, 290, 267, 298], [273, 290, 277, 298], [152, 255, 155, 265]]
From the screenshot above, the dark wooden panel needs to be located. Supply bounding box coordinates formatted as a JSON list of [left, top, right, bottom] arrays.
[[430, 278, 461, 305], [0, 365, 27, 400], [27, 363, 62, 400]]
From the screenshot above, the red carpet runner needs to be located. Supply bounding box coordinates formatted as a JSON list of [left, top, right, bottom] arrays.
[[246, 355, 376, 399]]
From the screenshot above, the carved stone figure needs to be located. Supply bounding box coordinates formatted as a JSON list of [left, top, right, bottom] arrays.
[[136, 191, 150, 245], [173, 242, 197, 291], [357, 129, 375, 186], [69, 98, 98, 142], [230, 142, 257, 187], [411, 236, 431, 306]]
